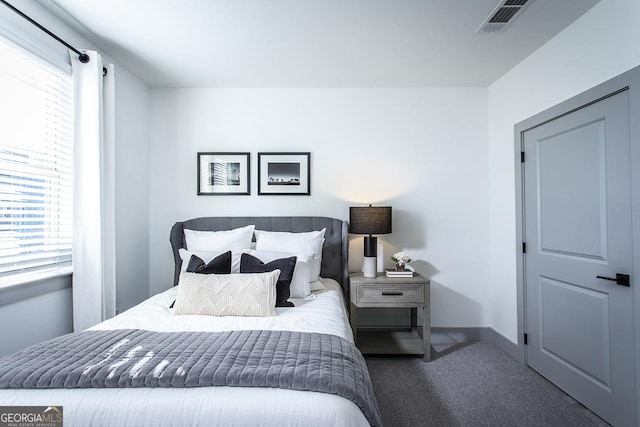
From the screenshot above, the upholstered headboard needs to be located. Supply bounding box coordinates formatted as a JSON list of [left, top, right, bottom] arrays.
[[169, 216, 349, 294]]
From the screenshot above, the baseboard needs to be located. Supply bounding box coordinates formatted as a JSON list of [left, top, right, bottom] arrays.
[[488, 328, 523, 363], [429, 326, 523, 364], [431, 326, 491, 342], [360, 325, 524, 364]]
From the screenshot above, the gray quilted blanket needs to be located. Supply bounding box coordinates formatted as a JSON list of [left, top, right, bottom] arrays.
[[0, 329, 382, 427]]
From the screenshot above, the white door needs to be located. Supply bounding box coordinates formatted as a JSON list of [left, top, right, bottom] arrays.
[[523, 90, 635, 426]]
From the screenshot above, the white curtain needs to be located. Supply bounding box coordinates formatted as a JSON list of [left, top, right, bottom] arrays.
[[70, 50, 116, 331]]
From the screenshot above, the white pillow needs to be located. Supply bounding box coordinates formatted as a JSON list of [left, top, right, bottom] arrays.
[[179, 248, 241, 273], [310, 280, 325, 291], [174, 271, 278, 317], [244, 249, 313, 298], [254, 229, 325, 281], [184, 225, 255, 252]]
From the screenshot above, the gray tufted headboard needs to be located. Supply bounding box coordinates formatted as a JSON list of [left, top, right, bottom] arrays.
[[169, 216, 349, 294]]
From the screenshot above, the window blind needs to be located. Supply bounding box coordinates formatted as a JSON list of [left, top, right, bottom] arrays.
[[0, 35, 73, 277]]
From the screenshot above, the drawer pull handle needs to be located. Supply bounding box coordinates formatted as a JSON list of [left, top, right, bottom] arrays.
[[381, 291, 403, 296]]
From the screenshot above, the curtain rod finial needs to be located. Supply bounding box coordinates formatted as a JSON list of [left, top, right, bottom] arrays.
[[79, 53, 90, 63]]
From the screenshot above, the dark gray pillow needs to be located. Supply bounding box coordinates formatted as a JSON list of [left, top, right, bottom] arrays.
[[186, 251, 232, 274], [240, 253, 296, 307]]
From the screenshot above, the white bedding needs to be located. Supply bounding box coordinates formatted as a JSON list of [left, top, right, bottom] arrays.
[[91, 278, 354, 342], [0, 279, 369, 427]]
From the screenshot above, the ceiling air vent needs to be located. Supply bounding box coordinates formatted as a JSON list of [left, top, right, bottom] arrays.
[[476, 0, 533, 33]]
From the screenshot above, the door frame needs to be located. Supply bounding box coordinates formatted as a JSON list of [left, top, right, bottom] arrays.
[[514, 65, 640, 424]]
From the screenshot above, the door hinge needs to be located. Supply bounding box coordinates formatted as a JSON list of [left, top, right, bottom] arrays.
[[521, 151, 525, 162], [524, 333, 528, 345], [522, 242, 526, 253]]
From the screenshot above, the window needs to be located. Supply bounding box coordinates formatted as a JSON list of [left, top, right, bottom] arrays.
[[0, 35, 73, 280]]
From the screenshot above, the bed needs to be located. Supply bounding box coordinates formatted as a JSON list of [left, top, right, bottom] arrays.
[[0, 216, 381, 427]]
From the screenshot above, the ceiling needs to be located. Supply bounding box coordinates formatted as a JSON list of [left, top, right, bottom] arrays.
[[42, 0, 600, 88]]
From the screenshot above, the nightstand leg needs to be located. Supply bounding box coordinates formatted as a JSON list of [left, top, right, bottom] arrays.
[[423, 307, 431, 362], [411, 307, 417, 335], [350, 302, 358, 344]]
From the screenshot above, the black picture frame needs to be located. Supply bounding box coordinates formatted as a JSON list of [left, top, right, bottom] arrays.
[[258, 152, 310, 195], [197, 152, 250, 195]]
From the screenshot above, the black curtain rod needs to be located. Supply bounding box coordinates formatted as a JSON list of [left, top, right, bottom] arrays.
[[1, 0, 90, 63]]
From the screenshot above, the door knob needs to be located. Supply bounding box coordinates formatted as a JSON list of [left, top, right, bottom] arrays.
[[596, 273, 630, 287]]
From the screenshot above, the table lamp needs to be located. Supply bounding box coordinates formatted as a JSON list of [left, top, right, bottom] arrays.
[[349, 205, 392, 278]]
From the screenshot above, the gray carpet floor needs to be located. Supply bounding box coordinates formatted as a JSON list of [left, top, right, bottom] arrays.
[[365, 341, 610, 427]]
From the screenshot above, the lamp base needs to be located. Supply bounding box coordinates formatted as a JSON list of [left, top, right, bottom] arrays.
[[363, 256, 377, 278]]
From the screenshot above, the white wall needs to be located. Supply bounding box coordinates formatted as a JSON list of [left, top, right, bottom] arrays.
[[11, 0, 633, 344], [488, 0, 640, 342], [0, 1, 150, 353], [149, 87, 491, 327], [114, 65, 151, 312]]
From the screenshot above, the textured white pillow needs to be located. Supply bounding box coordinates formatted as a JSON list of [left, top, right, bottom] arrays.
[[244, 249, 313, 298], [254, 229, 325, 281], [179, 248, 241, 273], [174, 271, 278, 317], [184, 225, 255, 252]]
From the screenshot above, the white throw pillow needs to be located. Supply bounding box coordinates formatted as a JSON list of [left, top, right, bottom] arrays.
[[174, 271, 278, 317], [254, 229, 325, 281], [244, 249, 314, 298], [179, 248, 241, 273], [184, 225, 255, 252]]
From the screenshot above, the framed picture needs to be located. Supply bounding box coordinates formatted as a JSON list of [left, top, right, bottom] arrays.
[[197, 152, 250, 195], [258, 152, 310, 195]]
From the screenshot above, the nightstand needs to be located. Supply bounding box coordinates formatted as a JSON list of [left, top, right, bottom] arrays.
[[349, 272, 431, 361]]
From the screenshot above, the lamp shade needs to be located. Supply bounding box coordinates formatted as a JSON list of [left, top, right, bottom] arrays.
[[349, 206, 392, 235]]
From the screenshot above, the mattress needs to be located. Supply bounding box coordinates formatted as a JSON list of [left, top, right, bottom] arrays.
[[0, 279, 370, 427]]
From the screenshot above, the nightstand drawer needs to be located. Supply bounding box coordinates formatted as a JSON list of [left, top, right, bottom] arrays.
[[356, 284, 424, 304]]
